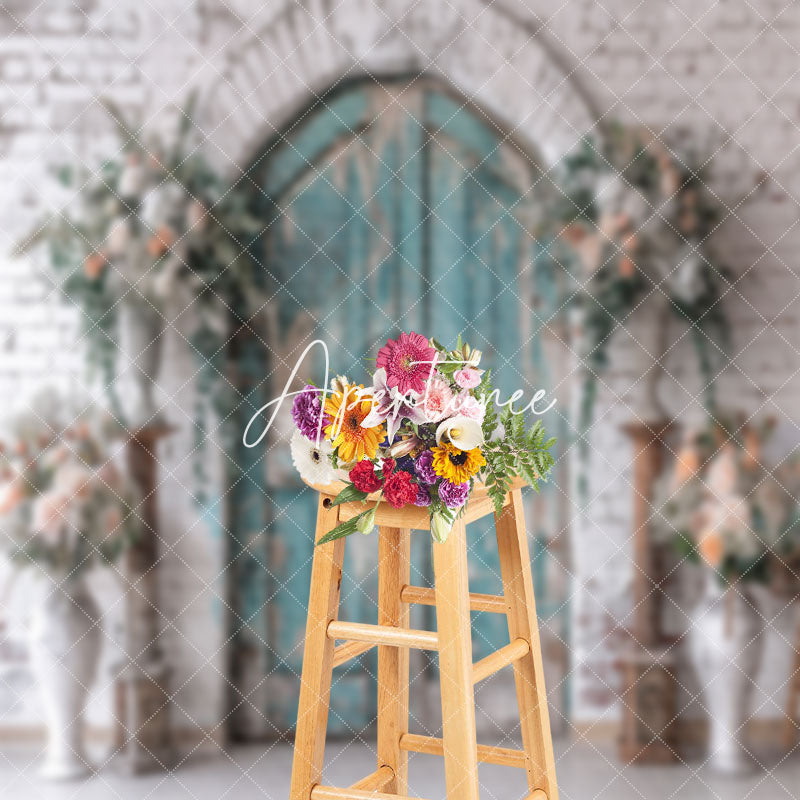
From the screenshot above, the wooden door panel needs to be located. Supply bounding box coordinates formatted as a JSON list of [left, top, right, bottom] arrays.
[[229, 81, 565, 737]]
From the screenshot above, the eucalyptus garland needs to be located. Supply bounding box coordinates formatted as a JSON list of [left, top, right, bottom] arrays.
[[545, 124, 734, 456]]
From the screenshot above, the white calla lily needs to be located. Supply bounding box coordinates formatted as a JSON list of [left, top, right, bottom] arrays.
[[430, 512, 453, 544], [435, 415, 484, 450]]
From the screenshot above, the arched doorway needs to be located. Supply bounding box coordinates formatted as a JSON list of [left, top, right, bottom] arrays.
[[227, 78, 571, 740]]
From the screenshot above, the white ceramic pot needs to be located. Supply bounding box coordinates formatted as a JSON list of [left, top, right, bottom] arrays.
[[119, 298, 164, 428], [29, 577, 102, 780], [689, 576, 764, 775]]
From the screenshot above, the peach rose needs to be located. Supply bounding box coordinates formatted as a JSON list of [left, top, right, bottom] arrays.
[[708, 444, 737, 497], [84, 251, 107, 280], [672, 443, 700, 488], [741, 427, 761, 471], [0, 480, 25, 514], [619, 256, 636, 278], [698, 530, 723, 568], [147, 225, 176, 257]]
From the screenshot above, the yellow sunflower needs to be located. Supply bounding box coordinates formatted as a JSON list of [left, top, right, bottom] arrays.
[[431, 442, 486, 484], [324, 384, 384, 463]]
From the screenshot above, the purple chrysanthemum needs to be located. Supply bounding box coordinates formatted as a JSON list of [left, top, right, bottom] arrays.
[[414, 450, 437, 485], [438, 479, 470, 509], [413, 484, 432, 507], [291, 385, 330, 441]]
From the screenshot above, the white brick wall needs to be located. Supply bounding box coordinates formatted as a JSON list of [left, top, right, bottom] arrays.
[[0, 0, 797, 739], [519, 0, 800, 721], [0, 0, 226, 746]]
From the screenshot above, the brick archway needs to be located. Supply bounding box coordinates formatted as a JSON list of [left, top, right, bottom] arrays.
[[196, 0, 594, 738], [197, 0, 596, 174]]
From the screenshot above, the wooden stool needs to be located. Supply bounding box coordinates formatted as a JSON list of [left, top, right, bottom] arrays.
[[289, 478, 558, 800]]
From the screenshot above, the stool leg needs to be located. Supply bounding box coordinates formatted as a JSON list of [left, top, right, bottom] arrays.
[[495, 489, 558, 800], [289, 497, 346, 800], [377, 527, 411, 793], [432, 518, 480, 800]]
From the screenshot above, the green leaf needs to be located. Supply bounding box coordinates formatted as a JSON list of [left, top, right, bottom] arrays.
[[330, 484, 369, 506], [673, 532, 700, 564], [317, 509, 374, 545]]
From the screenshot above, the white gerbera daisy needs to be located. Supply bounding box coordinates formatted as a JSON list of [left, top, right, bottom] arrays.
[[290, 428, 336, 485]]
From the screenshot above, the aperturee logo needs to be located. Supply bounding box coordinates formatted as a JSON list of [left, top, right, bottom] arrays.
[[243, 335, 557, 544]]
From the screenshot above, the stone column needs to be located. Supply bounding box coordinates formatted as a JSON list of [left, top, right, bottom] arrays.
[[113, 424, 174, 774], [617, 420, 678, 763]]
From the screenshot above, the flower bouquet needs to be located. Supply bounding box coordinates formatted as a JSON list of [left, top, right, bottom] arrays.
[[289, 333, 556, 544], [15, 98, 263, 425], [654, 419, 800, 587], [0, 394, 140, 780], [0, 397, 139, 574]]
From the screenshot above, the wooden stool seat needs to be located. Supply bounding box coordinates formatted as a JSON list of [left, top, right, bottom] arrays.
[[289, 478, 558, 800]]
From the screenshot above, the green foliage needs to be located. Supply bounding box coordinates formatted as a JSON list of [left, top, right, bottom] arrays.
[[673, 531, 700, 564], [538, 125, 737, 490], [317, 507, 374, 545], [313, 485, 373, 543], [480, 374, 557, 516], [15, 98, 270, 498], [330, 484, 369, 506]]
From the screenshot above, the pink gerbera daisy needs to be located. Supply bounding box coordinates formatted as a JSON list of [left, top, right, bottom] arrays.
[[376, 332, 436, 395]]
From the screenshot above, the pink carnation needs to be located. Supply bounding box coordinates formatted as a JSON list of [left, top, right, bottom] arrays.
[[421, 376, 455, 422], [454, 368, 482, 389], [376, 332, 436, 395], [453, 392, 486, 424]]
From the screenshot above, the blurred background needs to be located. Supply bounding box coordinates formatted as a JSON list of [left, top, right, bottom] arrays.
[[0, 1, 799, 798]]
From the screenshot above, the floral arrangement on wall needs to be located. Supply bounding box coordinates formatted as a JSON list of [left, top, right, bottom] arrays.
[[652, 417, 800, 776], [653, 418, 800, 588], [550, 124, 734, 436], [288, 333, 556, 543], [16, 98, 263, 422], [0, 392, 139, 575]]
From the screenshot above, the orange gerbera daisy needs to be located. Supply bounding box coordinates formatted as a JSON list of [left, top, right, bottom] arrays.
[[324, 384, 384, 463]]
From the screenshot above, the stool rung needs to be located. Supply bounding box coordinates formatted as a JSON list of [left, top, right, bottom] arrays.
[[526, 792, 548, 800], [473, 638, 530, 684], [399, 733, 528, 768], [311, 787, 430, 800], [327, 620, 438, 651], [350, 765, 394, 791], [332, 640, 376, 668], [400, 585, 507, 614]]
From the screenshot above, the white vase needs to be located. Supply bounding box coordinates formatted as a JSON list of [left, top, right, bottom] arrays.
[[689, 576, 764, 775], [29, 576, 102, 780], [119, 298, 164, 428]]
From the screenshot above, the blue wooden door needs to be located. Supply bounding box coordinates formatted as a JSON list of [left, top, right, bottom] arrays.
[[229, 81, 566, 738]]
